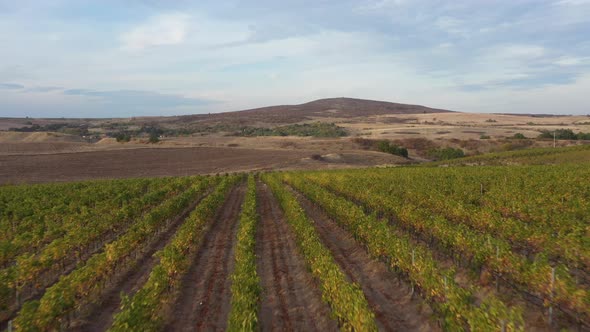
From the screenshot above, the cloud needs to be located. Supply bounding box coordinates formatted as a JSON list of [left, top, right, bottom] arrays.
[[26, 86, 63, 93], [553, 56, 586, 66], [356, 0, 407, 11], [61, 88, 213, 108], [1, 1, 590, 116], [0, 83, 215, 117], [0, 83, 24, 89], [120, 13, 190, 51], [554, 0, 590, 5], [489, 44, 546, 60], [435, 17, 465, 35], [459, 72, 577, 91]]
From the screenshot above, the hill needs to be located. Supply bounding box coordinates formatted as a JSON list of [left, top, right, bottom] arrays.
[[167, 97, 452, 125]]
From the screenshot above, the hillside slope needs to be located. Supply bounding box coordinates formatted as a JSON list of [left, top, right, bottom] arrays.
[[166, 97, 452, 125]]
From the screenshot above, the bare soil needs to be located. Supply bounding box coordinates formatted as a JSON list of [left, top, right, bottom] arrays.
[[0, 147, 308, 184], [255, 181, 338, 331], [165, 184, 245, 331], [292, 187, 439, 332], [70, 189, 211, 332], [0, 186, 202, 330]]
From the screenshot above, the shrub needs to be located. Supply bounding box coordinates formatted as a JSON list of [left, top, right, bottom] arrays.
[[353, 138, 410, 158], [115, 132, 131, 142], [427, 147, 464, 160], [512, 133, 526, 139], [377, 140, 409, 158], [538, 129, 577, 140], [148, 132, 160, 144]]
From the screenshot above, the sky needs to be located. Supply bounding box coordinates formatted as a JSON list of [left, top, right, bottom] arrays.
[[1, 0, 589, 117]]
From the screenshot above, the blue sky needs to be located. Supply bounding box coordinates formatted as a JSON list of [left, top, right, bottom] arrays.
[[1, 0, 589, 117]]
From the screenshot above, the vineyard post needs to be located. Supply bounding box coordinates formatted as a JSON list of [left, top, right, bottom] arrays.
[[15, 262, 20, 306], [495, 246, 500, 291], [7, 320, 12, 332], [501, 319, 506, 332], [411, 249, 415, 296], [549, 267, 555, 325]]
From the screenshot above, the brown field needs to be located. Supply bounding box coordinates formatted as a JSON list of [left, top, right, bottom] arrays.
[[0, 145, 407, 184], [1, 97, 589, 184]]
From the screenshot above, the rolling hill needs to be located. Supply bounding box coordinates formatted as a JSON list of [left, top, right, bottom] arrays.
[[168, 97, 453, 125]]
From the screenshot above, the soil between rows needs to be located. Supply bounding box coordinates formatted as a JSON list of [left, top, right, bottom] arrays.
[[0, 186, 203, 331], [70, 187, 213, 332], [165, 183, 245, 331], [255, 181, 338, 331], [291, 186, 439, 332]]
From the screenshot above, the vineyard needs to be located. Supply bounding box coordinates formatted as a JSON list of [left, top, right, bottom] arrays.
[[0, 162, 589, 331]]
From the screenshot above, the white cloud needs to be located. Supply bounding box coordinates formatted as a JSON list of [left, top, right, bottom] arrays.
[[356, 0, 407, 11], [554, 0, 590, 5], [120, 13, 190, 51], [554, 56, 586, 66], [486, 44, 546, 60], [435, 17, 464, 35]]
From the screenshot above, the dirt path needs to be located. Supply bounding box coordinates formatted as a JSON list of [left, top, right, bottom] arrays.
[[292, 188, 438, 332], [255, 181, 338, 331], [165, 184, 245, 331], [70, 190, 211, 332]]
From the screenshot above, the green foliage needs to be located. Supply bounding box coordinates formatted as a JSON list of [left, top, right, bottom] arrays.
[[300, 166, 590, 326], [262, 174, 377, 331], [148, 132, 160, 144], [427, 147, 465, 160], [109, 176, 239, 331], [376, 140, 409, 157], [480, 135, 491, 139], [13, 177, 216, 331], [0, 177, 193, 314], [538, 128, 590, 140], [512, 133, 526, 139], [429, 144, 590, 166], [227, 175, 260, 331], [239, 122, 348, 138], [284, 173, 524, 331], [114, 132, 131, 142], [353, 137, 408, 158]]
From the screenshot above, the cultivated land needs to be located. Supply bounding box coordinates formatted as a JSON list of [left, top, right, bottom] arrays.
[[1, 97, 589, 184], [2, 148, 590, 331], [1, 98, 590, 331]]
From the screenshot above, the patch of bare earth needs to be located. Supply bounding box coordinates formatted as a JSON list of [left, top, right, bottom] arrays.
[[165, 184, 245, 331], [256, 181, 338, 331], [292, 187, 438, 332], [0, 147, 308, 184]]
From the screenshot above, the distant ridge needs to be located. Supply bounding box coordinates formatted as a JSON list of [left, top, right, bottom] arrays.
[[177, 97, 452, 124]]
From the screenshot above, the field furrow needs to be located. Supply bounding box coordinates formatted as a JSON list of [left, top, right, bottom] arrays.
[[255, 181, 337, 331], [292, 186, 438, 331], [70, 186, 213, 332], [165, 183, 245, 331]]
